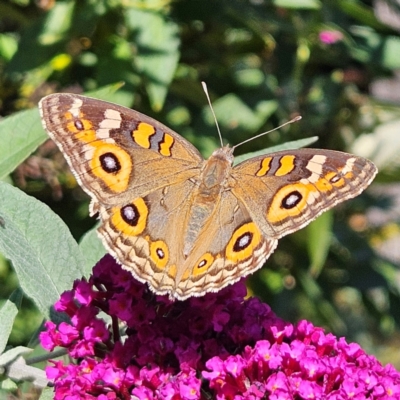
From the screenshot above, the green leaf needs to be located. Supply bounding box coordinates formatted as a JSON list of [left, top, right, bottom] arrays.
[[0, 289, 22, 354], [306, 210, 333, 277], [125, 9, 180, 110], [0, 108, 47, 179], [2, 350, 48, 389], [382, 37, 400, 70], [86, 82, 129, 104], [39, 387, 56, 400], [79, 226, 106, 276], [0, 182, 86, 319], [0, 346, 31, 367], [0, 378, 18, 392], [234, 136, 319, 165], [297, 269, 346, 332], [234, 68, 265, 88], [350, 118, 400, 180], [337, 0, 389, 30], [0, 33, 18, 61], [86, 82, 136, 110], [6, 2, 75, 73], [38, 1, 75, 46], [273, 0, 321, 9], [205, 94, 278, 134]]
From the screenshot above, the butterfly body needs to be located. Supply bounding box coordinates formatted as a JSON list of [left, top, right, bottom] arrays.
[[39, 93, 377, 300]]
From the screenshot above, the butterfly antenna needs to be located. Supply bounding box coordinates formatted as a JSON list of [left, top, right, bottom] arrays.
[[232, 115, 302, 151], [202, 81, 224, 147]]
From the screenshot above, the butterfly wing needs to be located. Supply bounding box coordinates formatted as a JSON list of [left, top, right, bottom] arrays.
[[97, 181, 278, 300], [231, 148, 377, 238], [39, 94, 203, 211]]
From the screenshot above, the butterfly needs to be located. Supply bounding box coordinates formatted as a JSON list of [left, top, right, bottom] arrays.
[[39, 93, 377, 300]]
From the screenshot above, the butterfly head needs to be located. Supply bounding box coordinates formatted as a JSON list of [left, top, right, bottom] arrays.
[[209, 145, 235, 166]]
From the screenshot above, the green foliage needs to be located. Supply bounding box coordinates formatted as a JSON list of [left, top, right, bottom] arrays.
[[0, 181, 86, 320], [1, 0, 400, 396], [0, 108, 46, 179]]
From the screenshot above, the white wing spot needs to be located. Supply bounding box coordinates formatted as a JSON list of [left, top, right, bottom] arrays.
[[301, 155, 326, 184], [98, 109, 122, 139], [341, 158, 356, 175], [69, 98, 83, 118]]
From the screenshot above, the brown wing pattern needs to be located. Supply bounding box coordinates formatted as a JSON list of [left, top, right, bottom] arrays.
[[39, 94, 203, 207], [231, 149, 377, 238]]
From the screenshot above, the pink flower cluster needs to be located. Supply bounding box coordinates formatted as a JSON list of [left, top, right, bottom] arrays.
[[40, 255, 400, 399], [205, 323, 400, 399]]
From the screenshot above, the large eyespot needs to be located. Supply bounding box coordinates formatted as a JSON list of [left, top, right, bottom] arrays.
[[99, 152, 121, 173], [226, 223, 262, 262], [90, 143, 132, 192], [281, 190, 302, 209], [111, 198, 148, 236], [267, 183, 315, 223]]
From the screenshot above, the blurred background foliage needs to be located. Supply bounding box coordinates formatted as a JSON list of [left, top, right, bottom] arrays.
[[1, 0, 400, 395]]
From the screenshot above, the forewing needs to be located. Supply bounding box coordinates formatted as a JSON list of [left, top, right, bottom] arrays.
[[39, 93, 203, 208], [231, 148, 377, 238]]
